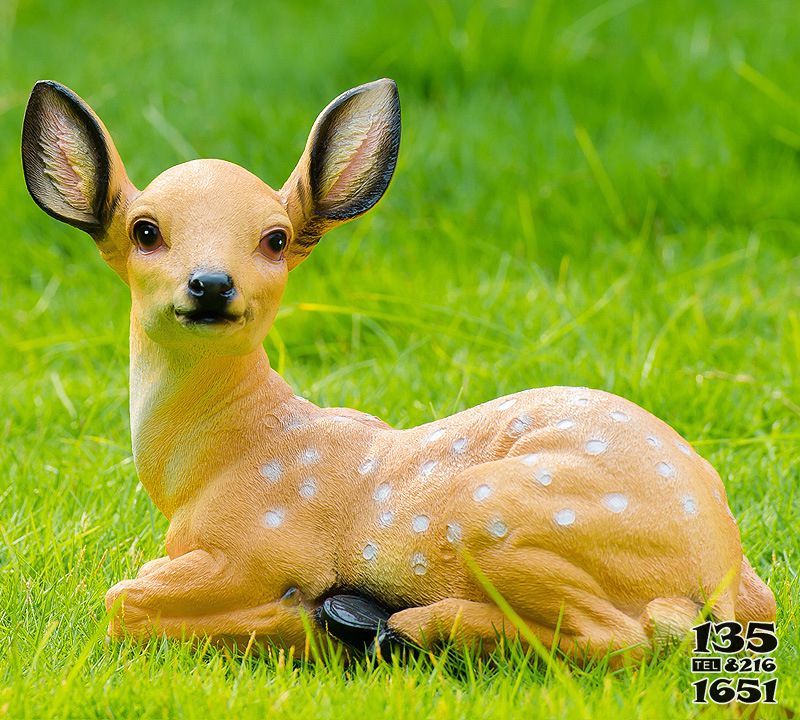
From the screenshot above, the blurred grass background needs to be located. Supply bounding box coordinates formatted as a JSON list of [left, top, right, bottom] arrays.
[[1, 0, 798, 717]]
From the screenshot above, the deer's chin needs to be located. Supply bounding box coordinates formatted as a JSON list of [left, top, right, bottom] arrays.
[[136, 305, 258, 353]]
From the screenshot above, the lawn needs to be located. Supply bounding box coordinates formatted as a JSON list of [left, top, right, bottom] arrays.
[[1, 0, 798, 717]]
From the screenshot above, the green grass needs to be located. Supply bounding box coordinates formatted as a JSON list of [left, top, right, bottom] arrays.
[[1, 0, 799, 716]]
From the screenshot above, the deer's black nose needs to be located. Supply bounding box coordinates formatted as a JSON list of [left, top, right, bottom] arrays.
[[187, 271, 235, 311]]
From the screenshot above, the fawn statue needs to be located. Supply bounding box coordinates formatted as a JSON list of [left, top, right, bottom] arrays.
[[21, 78, 776, 664]]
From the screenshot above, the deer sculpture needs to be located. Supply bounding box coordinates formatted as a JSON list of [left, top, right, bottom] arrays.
[[21, 78, 776, 664]]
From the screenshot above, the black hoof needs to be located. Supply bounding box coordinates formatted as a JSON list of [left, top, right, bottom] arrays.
[[317, 594, 391, 650], [367, 627, 417, 661]]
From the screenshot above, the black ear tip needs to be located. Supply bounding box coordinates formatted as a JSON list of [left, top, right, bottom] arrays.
[[366, 77, 399, 100], [385, 79, 400, 108], [30, 80, 65, 99], [24, 81, 83, 142], [362, 79, 400, 131], [26, 81, 47, 111], [29, 80, 83, 108], [345, 78, 398, 107]]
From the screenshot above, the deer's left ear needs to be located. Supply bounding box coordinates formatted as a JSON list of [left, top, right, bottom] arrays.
[[22, 80, 138, 281], [280, 79, 401, 269]]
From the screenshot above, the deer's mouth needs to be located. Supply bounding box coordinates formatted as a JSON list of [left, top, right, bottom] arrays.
[[174, 308, 244, 327]]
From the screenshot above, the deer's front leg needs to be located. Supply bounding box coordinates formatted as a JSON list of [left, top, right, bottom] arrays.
[[120, 597, 316, 650], [137, 555, 170, 577], [106, 549, 235, 623], [105, 549, 308, 645]]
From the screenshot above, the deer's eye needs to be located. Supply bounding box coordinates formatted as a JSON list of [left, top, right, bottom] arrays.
[[259, 229, 288, 262], [132, 220, 163, 253]]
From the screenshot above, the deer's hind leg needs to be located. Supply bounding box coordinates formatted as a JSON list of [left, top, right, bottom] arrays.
[[387, 598, 542, 653], [386, 596, 651, 665], [640, 597, 705, 653], [386, 545, 659, 665]]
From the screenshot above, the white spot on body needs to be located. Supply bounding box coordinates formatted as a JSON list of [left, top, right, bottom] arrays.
[[555, 419, 576, 430], [498, 397, 517, 411], [446, 522, 463, 544], [299, 478, 318, 498], [411, 514, 430, 533], [378, 510, 394, 527], [646, 435, 662, 449], [410, 552, 428, 575], [510, 414, 533, 435], [359, 458, 378, 475], [260, 460, 283, 483], [682, 495, 698, 516], [572, 395, 590, 406], [554, 508, 576, 526], [420, 459, 438, 477], [602, 493, 628, 513], [425, 428, 446, 443], [656, 461, 676, 478], [373, 482, 391, 502], [610, 410, 630, 423], [520, 453, 539, 466], [473, 484, 492, 501], [452, 437, 468, 454], [300, 447, 320, 466], [362, 542, 378, 561], [535, 468, 553, 486], [585, 439, 608, 455], [676, 441, 692, 456], [329, 415, 351, 423], [488, 517, 508, 538], [263, 509, 285, 528]]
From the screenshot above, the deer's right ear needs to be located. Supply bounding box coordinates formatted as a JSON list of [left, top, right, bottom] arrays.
[[22, 81, 137, 277], [280, 79, 401, 270]]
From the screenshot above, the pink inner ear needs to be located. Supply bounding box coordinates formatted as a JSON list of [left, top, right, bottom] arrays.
[[319, 110, 387, 206], [38, 109, 96, 213]]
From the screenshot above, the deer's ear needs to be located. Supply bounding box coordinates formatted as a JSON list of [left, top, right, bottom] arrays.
[[280, 79, 401, 269], [22, 81, 136, 235], [22, 81, 138, 281]]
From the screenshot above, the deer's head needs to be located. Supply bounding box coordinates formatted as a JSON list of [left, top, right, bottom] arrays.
[[22, 80, 400, 355]]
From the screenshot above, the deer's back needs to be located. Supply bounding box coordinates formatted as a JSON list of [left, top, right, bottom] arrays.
[[336, 386, 741, 612]]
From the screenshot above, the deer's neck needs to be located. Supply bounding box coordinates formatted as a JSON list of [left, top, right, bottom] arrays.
[[128, 313, 296, 518]]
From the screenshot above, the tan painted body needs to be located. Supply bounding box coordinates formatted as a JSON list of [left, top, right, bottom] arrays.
[[22, 79, 775, 663]]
